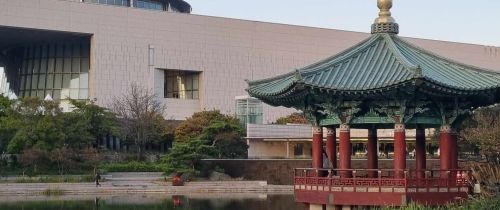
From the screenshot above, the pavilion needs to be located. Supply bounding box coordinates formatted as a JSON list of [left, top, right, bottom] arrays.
[[247, 0, 500, 208]]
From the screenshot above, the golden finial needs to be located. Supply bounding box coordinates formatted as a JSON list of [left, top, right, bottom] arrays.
[[374, 0, 396, 24], [371, 0, 399, 34]]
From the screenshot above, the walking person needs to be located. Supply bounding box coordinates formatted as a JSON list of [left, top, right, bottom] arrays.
[[95, 172, 101, 187]]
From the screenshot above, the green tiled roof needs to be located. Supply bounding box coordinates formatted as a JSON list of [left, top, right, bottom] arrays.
[[247, 34, 500, 102]]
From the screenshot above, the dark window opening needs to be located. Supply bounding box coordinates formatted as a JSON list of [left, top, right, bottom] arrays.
[[164, 70, 200, 100]]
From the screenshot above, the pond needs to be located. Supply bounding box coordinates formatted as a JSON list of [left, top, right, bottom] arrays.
[[0, 194, 306, 210]]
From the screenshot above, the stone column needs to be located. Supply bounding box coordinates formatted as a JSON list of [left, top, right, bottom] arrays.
[[439, 125, 453, 178], [393, 123, 406, 179], [367, 127, 378, 178], [415, 127, 426, 179], [339, 124, 352, 178], [312, 126, 323, 169], [326, 127, 337, 170]]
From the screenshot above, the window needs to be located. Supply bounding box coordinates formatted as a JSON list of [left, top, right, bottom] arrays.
[[134, 0, 164, 10], [164, 70, 200, 99], [294, 143, 304, 156], [87, 0, 128, 7], [235, 96, 263, 126], [18, 41, 90, 100]]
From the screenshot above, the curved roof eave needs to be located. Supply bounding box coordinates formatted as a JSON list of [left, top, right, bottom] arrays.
[[247, 33, 500, 101]]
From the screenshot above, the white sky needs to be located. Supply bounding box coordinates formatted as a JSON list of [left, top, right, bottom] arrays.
[[188, 0, 500, 47]]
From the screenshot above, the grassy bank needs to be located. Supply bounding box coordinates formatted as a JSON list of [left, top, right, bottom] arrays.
[[99, 162, 164, 173], [1, 175, 95, 183], [382, 197, 500, 210]]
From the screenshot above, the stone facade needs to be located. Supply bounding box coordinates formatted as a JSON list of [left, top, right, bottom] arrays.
[[1, 0, 499, 121], [202, 159, 454, 185]]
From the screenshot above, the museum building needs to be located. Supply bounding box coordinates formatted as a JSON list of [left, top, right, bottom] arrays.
[[0, 0, 499, 124]]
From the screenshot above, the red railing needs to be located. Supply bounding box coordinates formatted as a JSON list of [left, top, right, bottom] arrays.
[[294, 168, 471, 193]]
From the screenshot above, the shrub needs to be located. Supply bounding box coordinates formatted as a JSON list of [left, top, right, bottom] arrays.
[[99, 161, 163, 172], [41, 188, 64, 196], [13, 175, 95, 183]]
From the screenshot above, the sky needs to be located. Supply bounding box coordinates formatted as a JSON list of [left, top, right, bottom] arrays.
[[188, 0, 500, 47]]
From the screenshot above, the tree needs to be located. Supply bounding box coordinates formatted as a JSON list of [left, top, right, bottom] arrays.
[[0, 95, 15, 152], [67, 99, 118, 148], [0, 94, 12, 118], [175, 110, 240, 142], [275, 112, 308, 125], [81, 147, 103, 174], [200, 121, 247, 159], [460, 105, 500, 160], [162, 110, 247, 174], [19, 148, 49, 175], [111, 84, 167, 161], [49, 147, 74, 176], [5, 97, 65, 153], [162, 138, 214, 174]]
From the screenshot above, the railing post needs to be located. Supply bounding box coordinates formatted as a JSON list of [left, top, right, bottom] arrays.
[[353, 170, 357, 188], [404, 171, 408, 191], [425, 170, 430, 192], [446, 171, 450, 188], [328, 169, 332, 192], [378, 170, 382, 193]]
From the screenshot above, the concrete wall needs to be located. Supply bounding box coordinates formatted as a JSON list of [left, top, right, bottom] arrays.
[[248, 141, 311, 159], [202, 159, 452, 185], [1, 0, 499, 121]]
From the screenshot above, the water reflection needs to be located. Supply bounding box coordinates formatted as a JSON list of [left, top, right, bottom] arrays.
[[0, 194, 305, 210]]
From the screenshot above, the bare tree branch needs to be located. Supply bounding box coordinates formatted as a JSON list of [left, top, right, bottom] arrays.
[[111, 83, 167, 161]]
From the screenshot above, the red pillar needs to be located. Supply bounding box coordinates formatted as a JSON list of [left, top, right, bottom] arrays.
[[415, 127, 426, 179], [311, 126, 323, 169], [450, 132, 458, 170], [439, 125, 453, 178], [326, 127, 337, 170], [367, 127, 378, 178], [393, 123, 406, 179], [450, 132, 459, 186], [339, 124, 352, 178]]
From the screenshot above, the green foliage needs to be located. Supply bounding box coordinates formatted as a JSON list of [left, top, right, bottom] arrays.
[[70, 99, 119, 137], [200, 121, 247, 159], [0, 97, 118, 154], [163, 110, 247, 174], [275, 112, 308, 125], [162, 138, 214, 174], [11, 175, 94, 183], [40, 188, 64, 196], [0, 96, 119, 175], [3, 97, 65, 153], [175, 110, 240, 142], [100, 161, 164, 172]]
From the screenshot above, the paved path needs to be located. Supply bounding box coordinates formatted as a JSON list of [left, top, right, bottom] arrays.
[[0, 181, 293, 195]]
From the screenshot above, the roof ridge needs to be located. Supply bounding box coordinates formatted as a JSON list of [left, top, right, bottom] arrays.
[[299, 35, 383, 75], [381, 34, 422, 78], [395, 37, 500, 76]]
